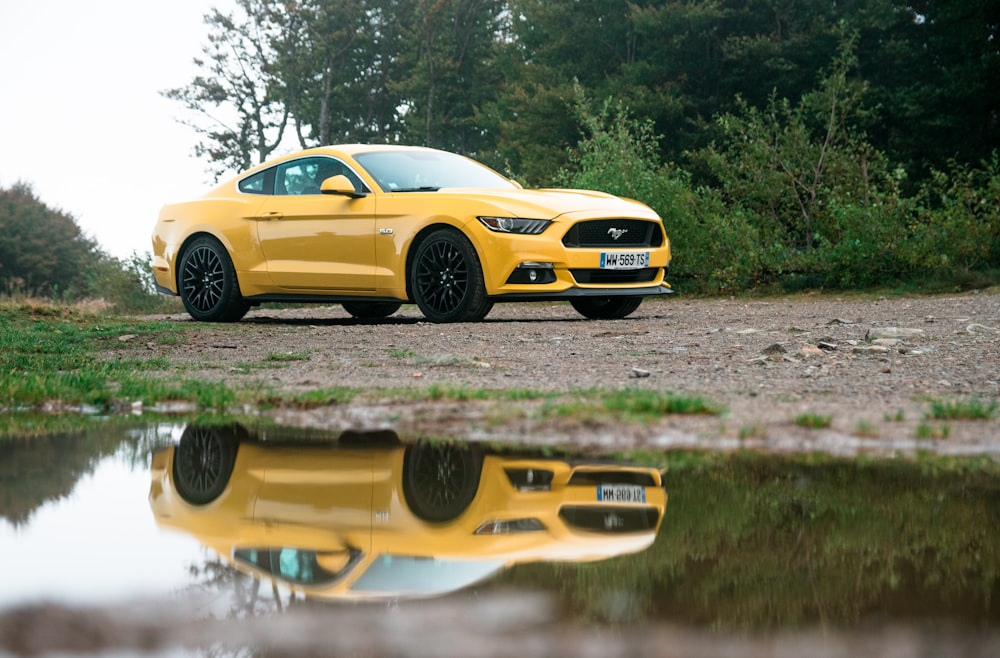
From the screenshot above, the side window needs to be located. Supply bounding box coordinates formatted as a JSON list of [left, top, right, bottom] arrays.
[[276, 157, 369, 196], [238, 171, 269, 194]]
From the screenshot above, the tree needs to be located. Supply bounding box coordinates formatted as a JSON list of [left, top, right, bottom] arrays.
[[163, 0, 289, 180], [0, 183, 98, 295], [392, 0, 506, 154]]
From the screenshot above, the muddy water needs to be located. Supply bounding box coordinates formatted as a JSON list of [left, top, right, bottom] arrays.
[[1, 421, 998, 655]]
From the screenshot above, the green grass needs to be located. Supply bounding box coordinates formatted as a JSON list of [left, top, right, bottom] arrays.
[[915, 422, 951, 440], [853, 420, 878, 438], [794, 413, 833, 430], [0, 304, 209, 409], [543, 389, 725, 422], [265, 350, 312, 362], [927, 398, 998, 421], [884, 409, 906, 422]]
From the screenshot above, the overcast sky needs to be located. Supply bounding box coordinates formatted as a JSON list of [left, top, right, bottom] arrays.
[[0, 1, 231, 259]]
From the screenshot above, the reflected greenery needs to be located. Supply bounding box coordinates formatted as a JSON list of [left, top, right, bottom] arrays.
[[0, 423, 174, 527], [501, 452, 1000, 630]]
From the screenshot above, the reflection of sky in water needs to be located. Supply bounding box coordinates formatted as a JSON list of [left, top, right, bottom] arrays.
[[0, 455, 203, 608]]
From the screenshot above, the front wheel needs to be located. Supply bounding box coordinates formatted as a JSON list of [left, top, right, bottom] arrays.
[[570, 297, 643, 320], [342, 301, 402, 319], [178, 236, 249, 322], [410, 229, 491, 323], [403, 442, 483, 522]]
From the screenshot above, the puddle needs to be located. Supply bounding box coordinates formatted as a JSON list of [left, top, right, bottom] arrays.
[[2, 422, 999, 656]]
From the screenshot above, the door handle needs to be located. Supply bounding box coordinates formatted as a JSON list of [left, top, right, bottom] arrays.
[[263, 211, 283, 221]]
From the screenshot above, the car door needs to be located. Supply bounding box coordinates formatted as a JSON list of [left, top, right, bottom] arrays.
[[251, 447, 376, 553], [255, 157, 376, 291]]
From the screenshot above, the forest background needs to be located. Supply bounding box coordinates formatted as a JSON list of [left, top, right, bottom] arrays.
[[2, 0, 998, 311]]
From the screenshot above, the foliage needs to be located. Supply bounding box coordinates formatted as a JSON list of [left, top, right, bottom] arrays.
[[927, 398, 998, 421], [0, 182, 98, 296]]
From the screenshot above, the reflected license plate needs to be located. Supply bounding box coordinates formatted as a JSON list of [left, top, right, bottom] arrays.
[[597, 484, 646, 503], [599, 251, 649, 270]]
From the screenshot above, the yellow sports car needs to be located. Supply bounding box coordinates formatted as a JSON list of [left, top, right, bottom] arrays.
[[149, 425, 668, 601], [151, 145, 671, 322]]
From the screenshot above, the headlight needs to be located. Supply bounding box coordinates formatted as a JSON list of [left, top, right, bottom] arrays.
[[477, 216, 550, 235], [474, 519, 546, 535]]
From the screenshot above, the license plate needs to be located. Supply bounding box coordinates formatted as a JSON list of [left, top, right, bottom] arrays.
[[597, 484, 646, 503], [600, 251, 649, 270]]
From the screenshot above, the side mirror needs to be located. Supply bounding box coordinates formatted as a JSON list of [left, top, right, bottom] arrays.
[[321, 175, 366, 198]]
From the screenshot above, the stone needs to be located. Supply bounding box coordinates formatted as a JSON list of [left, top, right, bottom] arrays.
[[866, 327, 925, 340]]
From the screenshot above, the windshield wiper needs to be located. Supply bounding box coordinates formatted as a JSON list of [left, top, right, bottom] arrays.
[[394, 186, 440, 192]]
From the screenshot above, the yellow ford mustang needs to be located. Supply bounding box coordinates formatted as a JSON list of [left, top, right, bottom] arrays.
[[152, 145, 672, 323], [149, 425, 667, 600]]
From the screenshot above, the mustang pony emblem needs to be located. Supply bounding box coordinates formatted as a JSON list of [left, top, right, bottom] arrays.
[[607, 227, 629, 241]]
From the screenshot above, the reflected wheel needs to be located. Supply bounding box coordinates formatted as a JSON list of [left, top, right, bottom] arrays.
[[172, 426, 238, 505], [570, 297, 642, 320], [403, 442, 483, 522]]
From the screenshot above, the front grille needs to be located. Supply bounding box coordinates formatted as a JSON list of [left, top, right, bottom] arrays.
[[571, 268, 658, 284], [562, 220, 663, 248], [568, 471, 658, 487], [559, 506, 660, 533]]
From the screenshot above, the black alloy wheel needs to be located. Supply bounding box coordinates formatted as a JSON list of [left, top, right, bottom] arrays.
[[172, 426, 238, 505], [403, 442, 484, 522], [178, 236, 250, 322], [341, 301, 403, 319], [570, 296, 643, 320], [410, 229, 492, 323]]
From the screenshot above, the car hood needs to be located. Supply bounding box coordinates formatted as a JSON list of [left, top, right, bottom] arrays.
[[418, 188, 661, 221]]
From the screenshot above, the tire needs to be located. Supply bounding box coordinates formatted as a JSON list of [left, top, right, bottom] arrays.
[[410, 229, 492, 323], [570, 296, 643, 320], [172, 426, 238, 505], [342, 301, 402, 319], [403, 442, 483, 522], [178, 236, 250, 322]]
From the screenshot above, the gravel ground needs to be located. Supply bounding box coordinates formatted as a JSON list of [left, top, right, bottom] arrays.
[[134, 289, 1000, 457]]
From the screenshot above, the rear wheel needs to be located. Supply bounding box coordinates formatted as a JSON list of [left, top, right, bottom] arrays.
[[403, 442, 483, 522], [341, 301, 402, 319], [570, 296, 643, 320], [178, 236, 250, 322], [410, 229, 491, 323]]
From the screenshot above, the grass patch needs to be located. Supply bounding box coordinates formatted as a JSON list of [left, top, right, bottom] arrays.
[[884, 409, 906, 422], [852, 420, 879, 438], [915, 422, 951, 440], [927, 397, 998, 421], [389, 348, 416, 358], [794, 413, 833, 430], [739, 424, 767, 440], [0, 303, 241, 413], [262, 387, 360, 409], [543, 389, 724, 422], [265, 350, 311, 362], [418, 384, 553, 402]]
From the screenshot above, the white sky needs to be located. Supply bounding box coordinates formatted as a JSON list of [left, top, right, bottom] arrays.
[[0, 1, 230, 259], [0, 454, 204, 607]]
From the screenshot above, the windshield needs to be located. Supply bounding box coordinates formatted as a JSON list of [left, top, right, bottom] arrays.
[[354, 150, 516, 192], [350, 555, 505, 596]]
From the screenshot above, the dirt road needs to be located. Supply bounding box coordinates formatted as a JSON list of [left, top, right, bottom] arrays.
[[135, 290, 1000, 456]]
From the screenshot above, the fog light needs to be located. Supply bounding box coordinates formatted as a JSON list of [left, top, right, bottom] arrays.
[[505, 468, 554, 491], [505, 262, 556, 285], [475, 518, 546, 535]]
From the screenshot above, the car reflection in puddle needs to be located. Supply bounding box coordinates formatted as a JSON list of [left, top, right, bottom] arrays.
[[149, 424, 667, 601]]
